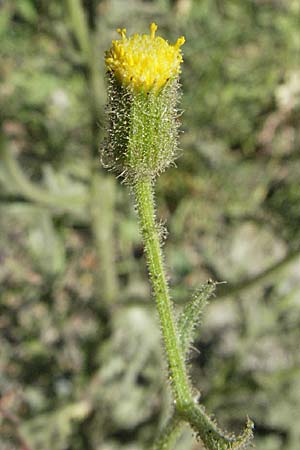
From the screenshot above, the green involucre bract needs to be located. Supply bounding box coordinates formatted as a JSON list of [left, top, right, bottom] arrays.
[[102, 75, 181, 181]]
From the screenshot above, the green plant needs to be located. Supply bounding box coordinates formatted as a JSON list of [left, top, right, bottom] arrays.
[[102, 23, 254, 450]]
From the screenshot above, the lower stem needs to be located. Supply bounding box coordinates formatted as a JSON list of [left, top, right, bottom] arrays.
[[133, 176, 191, 408], [133, 176, 254, 450]]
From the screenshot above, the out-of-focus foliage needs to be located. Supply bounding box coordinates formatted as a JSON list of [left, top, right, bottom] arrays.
[[0, 0, 300, 449]]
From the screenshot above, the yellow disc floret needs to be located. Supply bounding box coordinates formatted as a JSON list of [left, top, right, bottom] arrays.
[[105, 23, 185, 93]]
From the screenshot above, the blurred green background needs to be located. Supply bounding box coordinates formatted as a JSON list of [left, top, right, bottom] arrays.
[[1, 1, 300, 449]]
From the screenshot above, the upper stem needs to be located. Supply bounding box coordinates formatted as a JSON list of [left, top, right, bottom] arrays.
[[133, 176, 192, 408]]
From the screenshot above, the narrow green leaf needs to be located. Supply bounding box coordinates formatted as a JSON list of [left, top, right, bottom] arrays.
[[178, 281, 216, 357]]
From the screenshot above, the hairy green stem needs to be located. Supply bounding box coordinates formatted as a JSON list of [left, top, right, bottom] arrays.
[[134, 176, 254, 450], [133, 176, 191, 408]]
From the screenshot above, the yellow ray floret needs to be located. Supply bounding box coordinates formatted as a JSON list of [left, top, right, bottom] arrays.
[[105, 23, 185, 93]]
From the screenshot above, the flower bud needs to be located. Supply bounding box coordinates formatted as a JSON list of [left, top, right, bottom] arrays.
[[102, 23, 185, 181]]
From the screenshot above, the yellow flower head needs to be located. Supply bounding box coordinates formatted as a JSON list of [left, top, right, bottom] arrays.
[[105, 23, 185, 93]]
